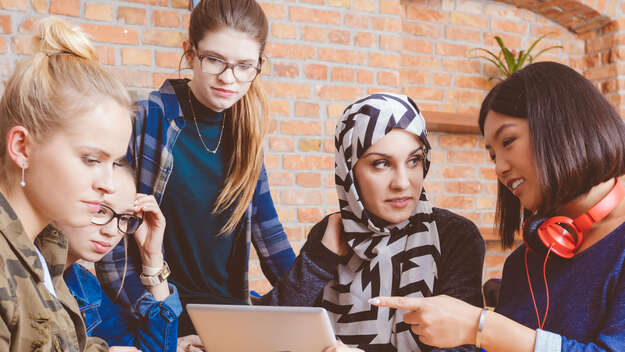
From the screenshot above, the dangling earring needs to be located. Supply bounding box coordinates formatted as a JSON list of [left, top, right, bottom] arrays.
[[20, 163, 25, 187]]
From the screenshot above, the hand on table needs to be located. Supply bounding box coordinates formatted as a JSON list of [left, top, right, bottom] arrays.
[[370, 295, 482, 348], [177, 334, 206, 352], [109, 347, 141, 352]]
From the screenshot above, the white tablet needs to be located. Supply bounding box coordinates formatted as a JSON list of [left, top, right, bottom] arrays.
[[187, 304, 337, 352]]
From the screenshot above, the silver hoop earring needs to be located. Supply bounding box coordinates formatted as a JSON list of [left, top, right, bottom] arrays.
[[20, 163, 25, 187]]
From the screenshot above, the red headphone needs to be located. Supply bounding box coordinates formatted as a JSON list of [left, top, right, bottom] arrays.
[[523, 178, 625, 259]]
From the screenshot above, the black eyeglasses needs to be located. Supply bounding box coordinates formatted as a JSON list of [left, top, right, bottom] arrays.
[[91, 204, 143, 235], [194, 48, 261, 82]]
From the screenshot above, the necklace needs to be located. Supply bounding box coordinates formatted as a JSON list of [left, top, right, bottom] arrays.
[[187, 86, 225, 154]]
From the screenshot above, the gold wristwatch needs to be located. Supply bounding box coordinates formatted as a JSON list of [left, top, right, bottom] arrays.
[[140, 261, 171, 286]]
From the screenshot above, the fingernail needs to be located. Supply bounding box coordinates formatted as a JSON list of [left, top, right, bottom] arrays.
[[369, 298, 380, 305]]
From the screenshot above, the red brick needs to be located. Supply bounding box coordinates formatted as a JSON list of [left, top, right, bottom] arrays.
[[153, 10, 180, 28], [281, 121, 322, 135], [477, 197, 496, 210], [283, 155, 334, 170], [295, 102, 319, 117], [378, 71, 398, 86], [264, 154, 280, 169], [296, 173, 322, 187], [329, 0, 349, 7], [484, 34, 522, 50], [445, 181, 482, 194], [80, 24, 139, 45], [400, 69, 428, 84], [182, 14, 190, 29], [259, 2, 286, 19], [327, 104, 345, 118], [353, 0, 376, 11], [156, 51, 180, 68], [268, 100, 290, 116], [380, 34, 402, 51], [274, 63, 299, 78], [319, 48, 366, 64], [357, 69, 374, 84], [331, 67, 354, 82], [434, 196, 473, 209], [402, 38, 433, 54], [298, 208, 323, 222], [447, 89, 486, 105], [85, 3, 113, 21], [266, 43, 315, 59], [449, 12, 488, 29], [94, 46, 115, 65], [268, 171, 293, 186], [455, 75, 491, 90], [405, 5, 445, 23], [325, 190, 339, 206], [172, 0, 188, 9], [491, 19, 528, 34], [265, 82, 310, 99], [443, 166, 476, 178], [432, 73, 452, 86], [436, 42, 473, 57], [439, 135, 479, 148], [32, 0, 47, 13], [269, 136, 294, 152], [442, 58, 481, 74], [19, 17, 37, 33], [354, 32, 376, 47], [402, 55, 439, 70], [142, 30, 184, 47], [290, 7, 341, 25], [317, 85, 364, 101], [402, 86, 444, 101], [281, 189, 323, 205], [448, 150, 485, 163], [380, 0, 401, 14], [402, 22, 441, 37], [12, 36, 34, 54], [284, 226, 305, 242], [0, 37, 7, 54], [301, 26, 325, 42], [153, 72, 188, 89], [118, 7, 146, 25], [272, 23, 297, 39], [344, 13, 369, 29], [328, 29, 350, 45], [122, 48, 152, 66], [304, 64, 328, 80], [111, 68, 152, 88], [373, 17, 402, 32], [369, 53, 399, 69], [445, 26, 481, 43], [0, 15, 10, 34], [480, 167, 497, 180], [324, 173, 335, 187], [50, 0, 79, 16], [299, 138, 322, 152]]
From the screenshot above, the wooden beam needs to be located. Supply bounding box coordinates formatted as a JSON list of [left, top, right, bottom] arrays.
[[421, 110, 480, 134]]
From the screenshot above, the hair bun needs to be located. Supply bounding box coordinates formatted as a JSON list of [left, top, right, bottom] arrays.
[[33, 17, 96, 60]]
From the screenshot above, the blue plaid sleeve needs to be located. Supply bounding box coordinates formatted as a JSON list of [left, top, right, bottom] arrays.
[[250, 165, 296, 284]]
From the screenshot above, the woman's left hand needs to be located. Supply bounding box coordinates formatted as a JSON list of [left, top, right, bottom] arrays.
[[133, 193, 166, 268], [370, 295, 481, 348], [177, 334, 206, 352]]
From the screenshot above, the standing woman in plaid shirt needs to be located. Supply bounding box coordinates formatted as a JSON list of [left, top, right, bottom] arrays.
[[96, 0, 295, 340]]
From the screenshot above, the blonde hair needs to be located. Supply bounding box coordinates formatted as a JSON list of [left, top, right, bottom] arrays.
[[0, 17, 131, 189], [188, 0, 270, 234]]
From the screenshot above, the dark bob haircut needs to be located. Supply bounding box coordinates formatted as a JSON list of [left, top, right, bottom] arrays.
[[478, 61, 625, 248]]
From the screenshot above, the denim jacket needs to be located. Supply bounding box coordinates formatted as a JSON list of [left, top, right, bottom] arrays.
[[65, 263, 182, 352]]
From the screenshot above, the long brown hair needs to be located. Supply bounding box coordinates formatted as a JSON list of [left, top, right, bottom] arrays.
[[0, 17, 131, 191], [187, 0, 269, 234]]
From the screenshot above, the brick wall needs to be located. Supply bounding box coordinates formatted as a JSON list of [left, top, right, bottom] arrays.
[[0, 0, 622, 294]]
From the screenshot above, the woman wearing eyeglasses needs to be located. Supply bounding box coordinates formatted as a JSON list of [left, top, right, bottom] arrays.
[[96, 0, 296, 338], [60, 166, 183, 352]]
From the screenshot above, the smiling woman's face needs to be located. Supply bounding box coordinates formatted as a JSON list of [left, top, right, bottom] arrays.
[[353, 129, 425, 224]]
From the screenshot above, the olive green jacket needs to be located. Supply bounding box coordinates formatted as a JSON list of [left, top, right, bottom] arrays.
[[0, 193, 108, 352]]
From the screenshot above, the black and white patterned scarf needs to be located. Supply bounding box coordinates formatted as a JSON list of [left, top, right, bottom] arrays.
[[322, 93, 441, 351]]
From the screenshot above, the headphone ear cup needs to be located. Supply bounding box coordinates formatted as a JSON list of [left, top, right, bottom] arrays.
[[523, 216, 549, 256]]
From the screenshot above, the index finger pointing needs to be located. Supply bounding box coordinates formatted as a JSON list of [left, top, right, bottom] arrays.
[[369, 296, 423, 310]]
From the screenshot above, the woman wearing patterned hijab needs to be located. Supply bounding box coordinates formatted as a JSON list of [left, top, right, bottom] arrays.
[[261, 93, 485, 351]]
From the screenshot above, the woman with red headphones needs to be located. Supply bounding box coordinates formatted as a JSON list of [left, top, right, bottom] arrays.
[[369, 61, 625, 352]]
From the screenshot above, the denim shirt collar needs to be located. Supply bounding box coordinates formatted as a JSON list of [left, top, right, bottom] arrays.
[[64, 262, 102, 308]]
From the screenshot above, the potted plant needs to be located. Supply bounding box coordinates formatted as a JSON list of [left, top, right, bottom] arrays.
[[471, 34, 563, 80]]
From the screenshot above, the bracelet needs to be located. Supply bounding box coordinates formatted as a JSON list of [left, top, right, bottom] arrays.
[[142, 263, 163, 276], [475, 308, 488, 349]]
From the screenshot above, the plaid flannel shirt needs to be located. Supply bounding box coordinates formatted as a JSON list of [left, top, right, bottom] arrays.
[[95, 79, 295, 314]]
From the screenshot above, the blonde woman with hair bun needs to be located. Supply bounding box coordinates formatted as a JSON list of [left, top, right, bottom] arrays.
[[0, 17, 134, 351]]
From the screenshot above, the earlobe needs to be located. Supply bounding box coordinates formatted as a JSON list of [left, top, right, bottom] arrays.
[[6, 126, 30, 169], [182, 40, 194, 67]]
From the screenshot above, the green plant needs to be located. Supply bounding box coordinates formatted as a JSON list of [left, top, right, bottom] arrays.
[[471, 34, 563, 80]]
